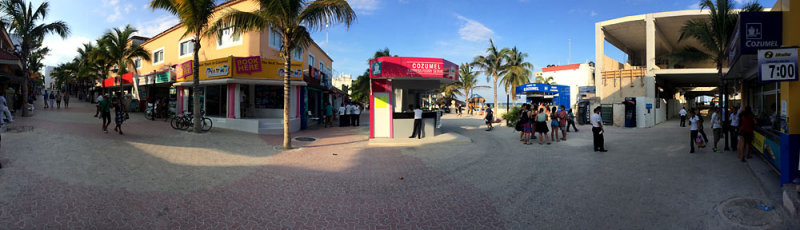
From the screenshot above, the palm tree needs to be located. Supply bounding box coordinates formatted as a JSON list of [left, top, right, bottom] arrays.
[[679, 0, 762, 150], [472, 39, 508, 110], [101, 25, 151, 96], [150, 0, 216, 133], [1, 0, 70, 117], [352, 48, 395, 104], [212, 0, 356, 149], [457, 63, 490, 115], [500, 46, 532, 103], [534, 75, 556, 85], [90, 41, 116, 94]]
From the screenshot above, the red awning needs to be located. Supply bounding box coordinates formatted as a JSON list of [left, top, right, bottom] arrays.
[[121, 72, 133, 84], [103, 78, 115, 87]]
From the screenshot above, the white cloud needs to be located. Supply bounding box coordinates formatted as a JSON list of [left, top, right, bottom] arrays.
[[102, 0, 119, 7], [106, 6, 122, 23], [687, 3, 701, 9], [590, 10, 598, 17], [134, 16, 180, 37], [455, 15, 494, 42], [124, 4, 134, 14], [42, 36, 93, 67], [348, 0, 379, 14]]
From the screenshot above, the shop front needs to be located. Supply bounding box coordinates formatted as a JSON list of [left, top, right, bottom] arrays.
[[724, 10, 799, 186], [368, 57, 459, 139], [515, 83, 571, 108], [133, 70, 176, 113], [173, 56, 305, 134]]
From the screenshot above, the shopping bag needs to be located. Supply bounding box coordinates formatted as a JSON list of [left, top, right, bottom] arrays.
[[696, 134, 706, 148]]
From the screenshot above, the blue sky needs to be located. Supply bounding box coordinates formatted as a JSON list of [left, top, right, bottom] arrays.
[[37, 0, 776, 102]]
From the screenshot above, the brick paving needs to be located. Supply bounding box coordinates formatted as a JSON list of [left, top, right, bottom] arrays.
[[0, 99, 503, 229]]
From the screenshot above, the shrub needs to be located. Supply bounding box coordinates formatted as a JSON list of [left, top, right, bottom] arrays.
[[502, 107, 521, 127]]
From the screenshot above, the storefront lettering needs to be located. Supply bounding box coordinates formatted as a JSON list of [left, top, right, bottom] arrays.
[[746, 40, 779, 48], [179, 61, 192, 79], [235, 56, 262, 74], [206, 64, 229, 77], [407, 62, 443, 75]]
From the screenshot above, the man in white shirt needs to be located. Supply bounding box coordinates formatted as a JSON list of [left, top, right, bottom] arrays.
[[344, 103, 353, 127], [591, 106, 607, 152], [338, 104, 346, 127], [409, 105, 423, 139], [679, 107, 687, 127], [729, 107, 740, 151], [352, 104, 361, 126], [688, 110, 700, 153], [711, 107, 723, 152]]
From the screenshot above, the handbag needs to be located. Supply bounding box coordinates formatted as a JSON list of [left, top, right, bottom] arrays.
[[695, 134, 706, 147], [515, 121, 523, 131], [124, 112, 130, 120]]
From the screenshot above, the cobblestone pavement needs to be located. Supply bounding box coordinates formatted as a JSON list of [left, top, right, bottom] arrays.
[[0, 99, 796, 229]]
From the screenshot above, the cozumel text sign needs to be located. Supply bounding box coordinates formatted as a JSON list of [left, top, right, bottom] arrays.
[[758, 48, 798, 82]]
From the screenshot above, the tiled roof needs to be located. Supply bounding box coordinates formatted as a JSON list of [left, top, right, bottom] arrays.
[[0, 49, 19, 61]]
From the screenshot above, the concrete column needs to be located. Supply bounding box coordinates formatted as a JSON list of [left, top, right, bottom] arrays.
[[645, 15, 657, 99], [233, 84, 241, 119], [227, 83, 236, 119], [594, 23, 605, 103]]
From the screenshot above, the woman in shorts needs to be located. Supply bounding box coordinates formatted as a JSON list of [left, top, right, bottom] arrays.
[[550, 107, 561, 142], [520, 104, 533, 145]]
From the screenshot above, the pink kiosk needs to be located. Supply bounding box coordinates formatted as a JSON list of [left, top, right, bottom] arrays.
[[368, 57, 459, 139]]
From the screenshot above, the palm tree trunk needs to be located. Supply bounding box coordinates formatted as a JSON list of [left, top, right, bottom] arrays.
[[21, 63, 29, 117], [283, 36, 292, 149], [192, 38, 202, 133], [493, 74, 498, 110]]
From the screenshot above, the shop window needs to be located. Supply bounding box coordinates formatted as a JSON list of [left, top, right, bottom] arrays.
[[153, 48, 164, 64], [748, 81, 782, 133], [179, 39, 194, 57], [269, 28, 282, 50], [204, 85, 227, 117], [217, 26, 241, 48], [254, 85, 283, 109], [293, 47, 303, 61]]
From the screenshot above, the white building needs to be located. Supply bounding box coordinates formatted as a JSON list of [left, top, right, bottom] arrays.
[[332, 73, 352, 94], [43, 66, 55, 89], [541, 63, 595, 110]]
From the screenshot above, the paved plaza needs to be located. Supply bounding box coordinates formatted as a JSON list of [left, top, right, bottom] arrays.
[[0, 100, 797, 229]]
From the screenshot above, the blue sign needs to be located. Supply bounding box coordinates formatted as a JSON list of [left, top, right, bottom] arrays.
[[578, 86, 595, 94], [371, 62, 382, 75], [727, 12, 783, 66]]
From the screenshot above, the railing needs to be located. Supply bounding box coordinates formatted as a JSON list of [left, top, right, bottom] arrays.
[[601, 68, 645, 79]]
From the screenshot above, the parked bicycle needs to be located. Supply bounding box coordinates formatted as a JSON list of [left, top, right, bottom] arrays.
[[170, 111, 212, 132]]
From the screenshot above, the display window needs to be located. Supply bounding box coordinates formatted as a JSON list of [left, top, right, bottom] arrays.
[[255, 85, 283, 109]]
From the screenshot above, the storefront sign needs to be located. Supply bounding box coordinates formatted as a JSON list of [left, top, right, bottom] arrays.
[[237, 58, 303, 81], [752, 131, 782, 170], [758, 48, 797, 82], [234, 56, 262, 74], [368, 57, 459, 80], [155, 71, 171, 84], [727, 12, 783, 66], [177, 57, 303, 82], [178, 61, 192, 79]]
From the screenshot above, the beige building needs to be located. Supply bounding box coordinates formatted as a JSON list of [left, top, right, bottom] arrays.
[[595, 9, 721, 127], [331, 73, 352, 94]]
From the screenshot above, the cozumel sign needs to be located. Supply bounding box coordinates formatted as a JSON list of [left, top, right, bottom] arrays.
[[727, 12, 782, 66], [368, 57, 459, 81]]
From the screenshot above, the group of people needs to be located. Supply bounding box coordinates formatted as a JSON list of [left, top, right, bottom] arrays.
[[323, 102, 362, 128], [93, 94, 128, 135], [516, 103, 580, 145], [683, 106, 756, 162], [42, 90, 69, 110]]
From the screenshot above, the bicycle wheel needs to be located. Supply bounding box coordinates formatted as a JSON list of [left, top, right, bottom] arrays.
[[201, 118, 213, 132], [170, 117, 180, 129], [180, 117, 191, 130]]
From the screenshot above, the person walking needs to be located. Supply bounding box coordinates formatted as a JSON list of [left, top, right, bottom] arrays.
[[679, 107, 687, 127], [521, 104, 533, 145], [567, 108, 579, 132], [558, 105, 568, 141], [409, 105, 423, 139], [591, 106, 607, 152], [48, 91, 55, 110], [64, 92, 70, 109], [688, 110, 700, 153], [324, 102, 333, 128], [738, 106, 756, 162], [43, 90, 49, 109], [99, 95, 112, 133], [345, 103, 353, 126], [484, 105, 494, 131], [711, 107, 723, 152], [695, 108, 709, 143], [535, 107, 550, 145], [352, 103, 361, 126], [113, 98, 126, 135], [729, 107, 740, 151], [338, 103, 346, 127], [94, 94, 103, 117], [549, 107, 561, 142], [55, 91, 62, 109]]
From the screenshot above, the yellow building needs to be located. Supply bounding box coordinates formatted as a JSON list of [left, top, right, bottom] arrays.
[[115, 0, 335, 134]]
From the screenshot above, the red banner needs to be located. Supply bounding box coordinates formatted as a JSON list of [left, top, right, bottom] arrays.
[[369, 57, 459, 81], [121, 72, 133, 84], [234, 56, 262, 75], [103, 78, 115, 87]]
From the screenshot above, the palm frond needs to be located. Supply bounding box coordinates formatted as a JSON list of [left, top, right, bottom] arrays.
[[300, 0, 356, 32]]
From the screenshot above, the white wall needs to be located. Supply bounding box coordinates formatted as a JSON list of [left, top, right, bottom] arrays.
[[542, 63, 594, 110]]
